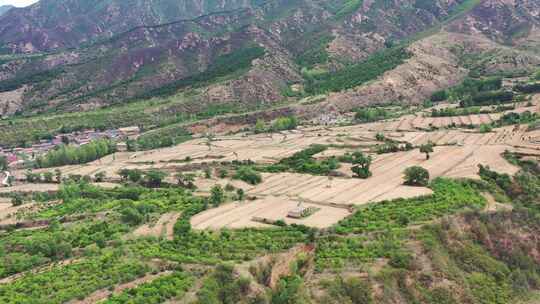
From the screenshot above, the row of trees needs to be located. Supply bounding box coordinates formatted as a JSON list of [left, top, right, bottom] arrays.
[[254, 116, 298, 134], [36, 139, 116, 168], [118, 169, 168, 188]]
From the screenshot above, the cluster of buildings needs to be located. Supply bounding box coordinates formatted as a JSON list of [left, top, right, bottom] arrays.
[[0, 126, 140, 169]]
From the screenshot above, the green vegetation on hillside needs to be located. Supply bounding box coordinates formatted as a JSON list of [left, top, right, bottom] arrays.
[[103, 271, 194, 304], [335, 178, 485, 234], [263, 145, 340, 175], [304, 46, 411, 94], [139, 46, 265, 99]]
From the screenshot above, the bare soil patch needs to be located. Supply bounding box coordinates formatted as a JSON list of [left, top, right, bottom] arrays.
[[133, 212, 182, 240], [191, 196, 350, 230]]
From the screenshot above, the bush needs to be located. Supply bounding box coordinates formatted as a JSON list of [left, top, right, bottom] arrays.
[[404, 166, 430, 186], [420, 143, 434, 160], [350, 151, 372, 179], [479, 124, 493, 133], [354, 108, 389, 123], [94, 172, 106, 182], [514, 83, 540, 94], [43, 172, 54, 183], [233, 166, 262, 185], [11, 193, 24, 206], [119, 169, 143, 183], [144, 170, 168, 188], [210, 185, 225, 206], [389, 251, 414, 269], [430, 90, 449, 102]]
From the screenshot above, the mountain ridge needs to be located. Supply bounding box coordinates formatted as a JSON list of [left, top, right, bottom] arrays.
[[0, 5, 14, 16], [0, 0, 538, 124]]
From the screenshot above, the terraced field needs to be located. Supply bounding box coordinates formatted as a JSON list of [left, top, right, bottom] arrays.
[[6, 100, 540, 230]]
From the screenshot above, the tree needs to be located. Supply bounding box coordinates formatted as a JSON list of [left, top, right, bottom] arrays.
[[128, 169, 143, 183], [210, 185, 225, 206], [94, 172, 106, 182], [54, 169, 62, 183], [25, 171, 40, 183], [375, 133, 385, 141], [479, 124, 492, 133], [419, 142, 434, 160], [175, 172, 196, 189], [404, 166, 430, 186], [233, 166, 262, 185], [204, 167, 212, 179], [121, 207, 143, 225], [205, 133, 215, 151], [351, 151, 372, 179], [236, 188, 245, 201], [43, 172, 54, 183], [254, 119, 267, 134], [11, 193, 24, 206], [144, 170, 168, 188], [0, 155, 7, 171]]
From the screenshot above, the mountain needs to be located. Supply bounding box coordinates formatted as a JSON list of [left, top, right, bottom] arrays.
[[0, 5, 13, 16], [0, 0, 539, 120]]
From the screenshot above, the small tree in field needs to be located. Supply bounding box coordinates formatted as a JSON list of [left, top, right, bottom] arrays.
[[175, 172, 196, 189], [419, 142, 434, 160], [351, 151, 372, 179], [144, 170, 168, 188], [210, 185, 225, 206], [95, 172, 106, 182], [404, 166, 430, 186]]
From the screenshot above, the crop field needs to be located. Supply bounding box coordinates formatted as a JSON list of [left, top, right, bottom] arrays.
[[7, 102, 538, 233], [191, 196, 351, 229]]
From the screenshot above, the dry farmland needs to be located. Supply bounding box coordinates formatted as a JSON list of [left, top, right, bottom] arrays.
[[6, 99, 540, 229], [190, 196, 352, 230]]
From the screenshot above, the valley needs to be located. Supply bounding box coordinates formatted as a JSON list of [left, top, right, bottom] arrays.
[[0, 0, 539, 303]]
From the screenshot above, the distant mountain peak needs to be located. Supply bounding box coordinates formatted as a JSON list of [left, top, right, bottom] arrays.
[[0, 5, 14, 16]]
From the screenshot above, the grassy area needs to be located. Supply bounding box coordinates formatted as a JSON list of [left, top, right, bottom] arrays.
[[335, 178, 486, 234]]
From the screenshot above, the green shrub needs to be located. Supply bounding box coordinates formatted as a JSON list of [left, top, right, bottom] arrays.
[[271, 116, 298, 132], [233, 166, 262, 185], [210, 185, 225, 206], [479, 124, 493, 133], [354, 108, 389, 123], [430, 90, 449, 102], [389, 251, 414, 269], [305, 47, 412, 94], [404, 166, 430, 186], [350, 151, 372, 179]]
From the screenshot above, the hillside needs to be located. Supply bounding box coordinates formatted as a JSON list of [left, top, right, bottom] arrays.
[[0, 5, 13, 16], [1, 0, 538, 124], [1, 1, 540, 303]]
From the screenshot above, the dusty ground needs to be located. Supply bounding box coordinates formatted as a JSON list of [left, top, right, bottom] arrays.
[[0, 183, 59, 194], [191, 196, 351, 230], [133, 212, 182, 240]]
